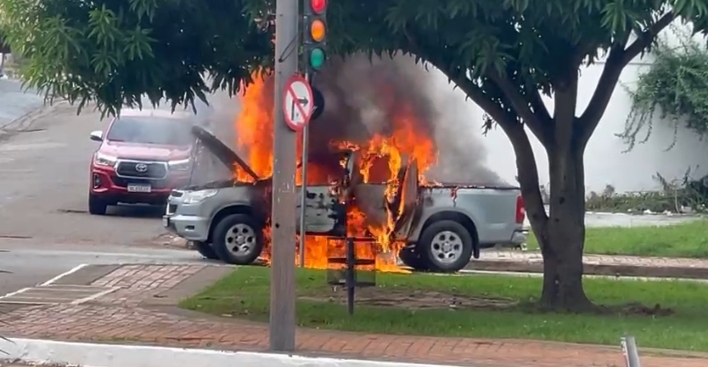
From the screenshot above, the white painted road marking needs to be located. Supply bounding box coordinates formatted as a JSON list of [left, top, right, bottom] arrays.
[[0, 287, 30, 300], [40, 263, 88, 286]]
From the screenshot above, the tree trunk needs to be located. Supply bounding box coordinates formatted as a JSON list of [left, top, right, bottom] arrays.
[[535, 143, 593, 311]]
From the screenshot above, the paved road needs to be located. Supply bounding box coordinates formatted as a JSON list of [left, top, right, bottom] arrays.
[[0, 102, 200, 296], [0, 79, 43, 130]]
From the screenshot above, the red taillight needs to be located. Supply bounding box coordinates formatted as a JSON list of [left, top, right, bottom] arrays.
[[515, 194, 525, 224]]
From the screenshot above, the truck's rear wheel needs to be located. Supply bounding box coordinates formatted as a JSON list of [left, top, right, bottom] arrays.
[[398, 247, 429, 271], [193, 241, 219, 260], [212, 214, 264, 265], [419, 220, 474, 273]]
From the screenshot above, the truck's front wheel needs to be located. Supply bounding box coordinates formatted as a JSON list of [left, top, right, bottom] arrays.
[[88, 194, 108, 215], [212, 214, 264, 265], [418, 220, 474, 273]]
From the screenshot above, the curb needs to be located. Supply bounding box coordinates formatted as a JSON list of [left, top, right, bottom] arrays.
[[0, 338, 455, 367], [0, 99, 68, 143], [467, 260, 708, 280]]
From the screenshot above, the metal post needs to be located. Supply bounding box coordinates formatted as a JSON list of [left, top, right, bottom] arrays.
[[298, 122, 308, 267], [345, 237, 355, 315], [269, 0, 299, 352], [620, 336, 641, 367], [298, 72, 310, 267]]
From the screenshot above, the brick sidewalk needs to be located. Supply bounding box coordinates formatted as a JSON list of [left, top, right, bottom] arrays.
[[1, 264, 707, 367], [469, 251, 708, 279], [483, 251, 708, 268]]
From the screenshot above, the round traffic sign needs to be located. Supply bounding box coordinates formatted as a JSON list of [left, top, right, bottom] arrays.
[[281, 74, 314, 132]]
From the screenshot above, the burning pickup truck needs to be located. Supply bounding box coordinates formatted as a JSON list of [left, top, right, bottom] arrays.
[[164, 126, 527, 273]]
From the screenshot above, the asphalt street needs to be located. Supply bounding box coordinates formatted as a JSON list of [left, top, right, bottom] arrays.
[[0, 102, 203, 297], [0, 79, 42, 130]]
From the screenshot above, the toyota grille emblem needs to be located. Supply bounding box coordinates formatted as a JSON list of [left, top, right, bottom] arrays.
[[135, 163, 149, 173]]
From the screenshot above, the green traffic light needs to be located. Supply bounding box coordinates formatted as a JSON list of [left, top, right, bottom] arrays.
[[309, 48, 325, 70]]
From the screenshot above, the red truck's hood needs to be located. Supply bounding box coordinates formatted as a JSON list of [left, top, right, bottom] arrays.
[[100, 141, 191, 161]]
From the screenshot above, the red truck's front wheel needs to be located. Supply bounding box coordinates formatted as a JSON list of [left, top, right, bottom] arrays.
[[88, 193, 108, 215]]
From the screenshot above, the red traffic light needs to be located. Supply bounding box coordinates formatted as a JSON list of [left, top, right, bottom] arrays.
[[311, 0, 326, 13]]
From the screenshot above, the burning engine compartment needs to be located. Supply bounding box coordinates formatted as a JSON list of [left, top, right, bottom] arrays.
[[199, 55, 504, 271]]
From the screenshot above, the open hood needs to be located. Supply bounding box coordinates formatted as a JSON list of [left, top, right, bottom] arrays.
[[191, 126, 260, 182]]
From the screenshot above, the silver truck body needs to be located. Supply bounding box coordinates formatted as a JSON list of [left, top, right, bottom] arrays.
[[164, 127, 527, 272]]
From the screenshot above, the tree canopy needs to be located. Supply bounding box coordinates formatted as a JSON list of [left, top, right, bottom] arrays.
[[3, 0, 708, 310], [1, 0, 705, 119]]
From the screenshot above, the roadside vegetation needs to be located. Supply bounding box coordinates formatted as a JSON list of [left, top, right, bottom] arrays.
[[526, 219, 708, 258], [580, 178, 708, 215], [181, 266, 708, 352]]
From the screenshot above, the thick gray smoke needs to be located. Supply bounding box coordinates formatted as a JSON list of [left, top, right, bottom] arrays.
[[195, 54, 502, 185], [310, 54, 503, 185], [188, 90, 239, 184]]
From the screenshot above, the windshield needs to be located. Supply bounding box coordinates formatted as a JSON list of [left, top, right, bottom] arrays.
[[106, 116, 193, 146]]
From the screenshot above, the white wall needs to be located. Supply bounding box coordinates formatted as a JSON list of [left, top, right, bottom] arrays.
[[431, 25, 708, 193]]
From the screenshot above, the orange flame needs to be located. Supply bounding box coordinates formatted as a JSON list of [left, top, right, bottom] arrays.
[[233, 73, 437, 273]]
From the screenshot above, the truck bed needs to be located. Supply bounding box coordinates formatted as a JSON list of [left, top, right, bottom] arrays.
[[415, 185, 524, 246]]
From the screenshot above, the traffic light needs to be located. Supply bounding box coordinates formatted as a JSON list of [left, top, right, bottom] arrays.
[[303, 0, 327, 73]]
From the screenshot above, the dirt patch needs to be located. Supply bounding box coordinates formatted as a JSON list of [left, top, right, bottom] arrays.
[[301, 286, 519, 310], [300, 287, 675, 316], [600, 302, 674, 316], [151, 232, 189, 249]]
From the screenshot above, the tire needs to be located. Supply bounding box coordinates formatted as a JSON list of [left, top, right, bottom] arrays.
[[211, 214, 264, 265], [418, 220, 474, 273], [88, 193, 108, 215], [193, 241, 219, 260], [398, 247, 430, 271]]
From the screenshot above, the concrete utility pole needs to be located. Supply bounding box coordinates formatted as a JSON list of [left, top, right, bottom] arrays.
[[269, 0, 299, 352]]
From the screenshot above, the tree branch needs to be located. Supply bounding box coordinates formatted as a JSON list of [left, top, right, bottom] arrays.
[[577, 12, 675, 147], [576, 45, 625, 147], [495, 112, 550, 227], [454, 74, 516, 127], [487, 69, 552, 146], [525, 80, 551, 124], [623, 11, 676, 63]]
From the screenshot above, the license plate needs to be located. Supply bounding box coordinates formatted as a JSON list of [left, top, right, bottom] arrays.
[[127, 184, 151, 193], [163, 216, 170, 227]]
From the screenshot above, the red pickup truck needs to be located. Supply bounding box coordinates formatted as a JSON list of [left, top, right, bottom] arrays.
[[87, 109, 196, 215]]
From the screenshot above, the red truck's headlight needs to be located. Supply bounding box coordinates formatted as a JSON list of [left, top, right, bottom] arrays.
[[168, 158, 191, 171], [94, 152, 117, 167]]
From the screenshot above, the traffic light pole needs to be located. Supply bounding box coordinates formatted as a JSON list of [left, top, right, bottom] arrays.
[[270, 0, 298, 352], [298, 121, 308, 268], [299, 0, 327, 267]]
